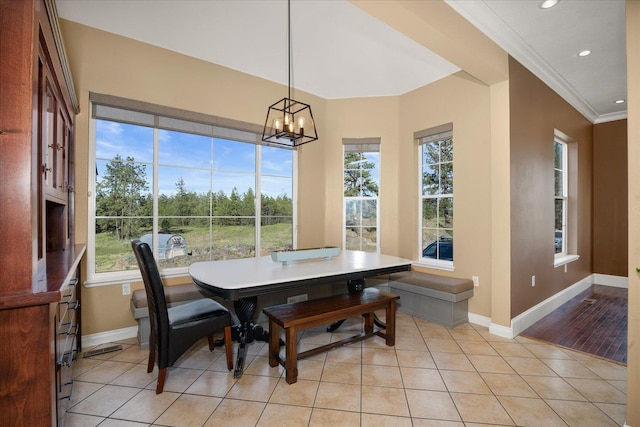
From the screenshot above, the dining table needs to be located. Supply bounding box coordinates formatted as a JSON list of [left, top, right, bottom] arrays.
[[189, 249, 412, 378]]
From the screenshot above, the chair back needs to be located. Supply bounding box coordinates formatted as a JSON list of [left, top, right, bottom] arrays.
[[131, 240, 170, 350]]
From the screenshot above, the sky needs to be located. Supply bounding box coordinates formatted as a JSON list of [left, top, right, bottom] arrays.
[[95, 120, 293, 198]]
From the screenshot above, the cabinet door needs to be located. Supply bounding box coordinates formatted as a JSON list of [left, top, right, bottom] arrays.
[[41, 70, 57, 197], [39, 51, 70, 203], [54, 106, 67, 198]]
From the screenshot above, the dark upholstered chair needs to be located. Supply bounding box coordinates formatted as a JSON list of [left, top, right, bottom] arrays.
[[131, 239, 233, 393]]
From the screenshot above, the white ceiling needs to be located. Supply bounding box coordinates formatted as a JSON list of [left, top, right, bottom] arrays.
[[56, 0, 626, 124], [448, 0, 627, 123]]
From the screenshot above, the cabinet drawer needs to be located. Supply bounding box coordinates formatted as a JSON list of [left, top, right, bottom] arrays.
[[57, 277, 79, 368]]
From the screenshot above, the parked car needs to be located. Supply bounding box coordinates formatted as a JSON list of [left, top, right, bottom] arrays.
[[555, 230, 563, 252], [140, 233, 188, 259], [422, 239, 453, 261]]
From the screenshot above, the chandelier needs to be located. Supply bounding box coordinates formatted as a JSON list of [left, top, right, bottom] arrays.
[[262, 0, 318, 147]]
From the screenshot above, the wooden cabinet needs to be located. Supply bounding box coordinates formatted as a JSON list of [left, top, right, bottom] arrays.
[[0, 0, 81, 425], [52, 249, 84, 427]]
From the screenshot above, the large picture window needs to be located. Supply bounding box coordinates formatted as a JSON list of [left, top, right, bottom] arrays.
[[343, 138, 380, 252], [417, 124, 453, 268], [89, 94, 295, 283]]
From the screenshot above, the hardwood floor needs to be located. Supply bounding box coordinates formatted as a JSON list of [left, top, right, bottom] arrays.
[[521, 285, 627, 364]]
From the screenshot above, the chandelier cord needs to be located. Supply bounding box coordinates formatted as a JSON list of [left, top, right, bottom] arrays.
[[288, 0, 291, 101]]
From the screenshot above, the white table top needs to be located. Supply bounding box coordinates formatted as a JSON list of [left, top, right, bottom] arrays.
[[189, 250, 412, 300]]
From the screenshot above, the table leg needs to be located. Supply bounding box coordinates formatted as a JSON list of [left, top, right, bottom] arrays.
[[231, 296, 268, 379], [326, 278, 390, 332]]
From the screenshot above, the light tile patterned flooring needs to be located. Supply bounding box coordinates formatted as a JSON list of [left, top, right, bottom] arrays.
[[66, 313, 627, 426]]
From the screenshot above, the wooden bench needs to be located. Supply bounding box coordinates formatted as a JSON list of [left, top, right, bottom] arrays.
[[130, 283, 213, 348], [371, 271, 474, 328], [263, 288, 399, 384]]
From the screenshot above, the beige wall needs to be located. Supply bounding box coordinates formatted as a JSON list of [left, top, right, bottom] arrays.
[[61, 19, 498, 332], [399, 72, 494, 318], [321, 72, 495, 318], [593, 120, 628, 277], [490, 80, 512, 328], [321, 96, 401, 252], [60, 4, 639, 420], [626, 1, 639, 424], [508, 57, 593, 318], [61, 20, 328, 334]]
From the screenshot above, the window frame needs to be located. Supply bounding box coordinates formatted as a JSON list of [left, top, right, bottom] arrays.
[[86, 94, 298, 286], [553, 130, 579, 268], [342, 138, 381, 253], [416, 124, 454, 271], [554, 139, 568, 256]]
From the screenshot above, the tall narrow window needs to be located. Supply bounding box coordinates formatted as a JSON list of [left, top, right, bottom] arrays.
[[417, 124, 453, 267], [554, 139, 567, 255], [343, 138, 380, 252]]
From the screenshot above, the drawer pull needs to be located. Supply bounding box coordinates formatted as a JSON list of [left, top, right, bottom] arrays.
[[59, 347, 76, 367]]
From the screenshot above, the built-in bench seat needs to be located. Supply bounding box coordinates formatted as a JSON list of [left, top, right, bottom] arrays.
[[263, 288, 399, 384], [370, 271, 473, 327], [130, 283, 213, 348]]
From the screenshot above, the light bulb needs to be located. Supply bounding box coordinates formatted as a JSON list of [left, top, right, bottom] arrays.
[[297, 117, 305, 129], [273, 118, 282, 131]]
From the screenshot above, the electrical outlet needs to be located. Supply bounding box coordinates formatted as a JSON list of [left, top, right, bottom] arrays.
[[472, 276, 479, 287], [531, 276, 536, 287], [122, 283, 131, 295], [287, 293, 308, 304]]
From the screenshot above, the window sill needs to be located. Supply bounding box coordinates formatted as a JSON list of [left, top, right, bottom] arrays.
[[554, 254, 580, 268], [84, 268, 189, 287], [414, 259, 455, 272]]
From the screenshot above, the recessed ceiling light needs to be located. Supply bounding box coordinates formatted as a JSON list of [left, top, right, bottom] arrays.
[[615, 99, 625, 104], [540, 0, 559, 9], [578, 50, 591, 57]]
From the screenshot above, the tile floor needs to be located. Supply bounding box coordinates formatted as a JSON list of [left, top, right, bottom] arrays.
[[65, 313, 627, 426]]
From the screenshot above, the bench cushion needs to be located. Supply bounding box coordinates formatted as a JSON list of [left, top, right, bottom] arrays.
[[131, 283, 207, 309], [388, 271, 473, 294]]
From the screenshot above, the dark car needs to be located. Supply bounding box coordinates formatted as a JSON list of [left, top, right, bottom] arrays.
[[422, 239, 453, 261], [555, 230, 563, 252]]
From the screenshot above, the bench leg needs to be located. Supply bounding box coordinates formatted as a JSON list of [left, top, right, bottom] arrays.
[[284, 326, 298, 384], [363, 312, 374, 334], [385, 301, 396, 346], [268, 319, 280, 368]]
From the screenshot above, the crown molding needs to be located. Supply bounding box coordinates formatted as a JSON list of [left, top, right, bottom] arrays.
[[446, 0, 601, 123], [594, 110, 628, 124]]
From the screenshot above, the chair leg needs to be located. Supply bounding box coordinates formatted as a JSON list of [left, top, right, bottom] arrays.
[[224, 325, 233, 371], [208, 334, 215, 351], [147, 336, 156, 373], [156, 367, 166, 394]]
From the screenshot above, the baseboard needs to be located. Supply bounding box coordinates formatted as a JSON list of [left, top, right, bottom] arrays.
[[468, 312, 491, 328], [593, 273, 628, 288], [82, 326, 138, 348], [510, 274, 593, 337], [475, 274, 595, 339], [489, 322, 515, 339], [468, 312, 514, 338]]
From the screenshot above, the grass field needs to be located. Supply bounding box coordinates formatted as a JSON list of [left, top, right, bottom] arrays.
[[95, 222, 293, 273]]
